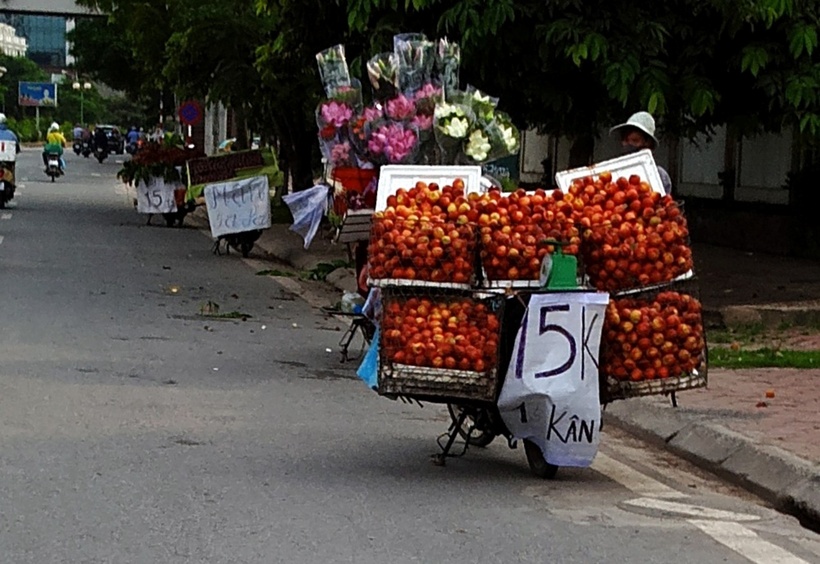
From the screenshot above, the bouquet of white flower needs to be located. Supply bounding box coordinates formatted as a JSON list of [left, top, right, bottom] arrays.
[[316, 44, 351, 97], [395, 36, 436, 97], [366, 53, 399, 102], [433, 102, 474, 164], [436, 38, 461, 100]]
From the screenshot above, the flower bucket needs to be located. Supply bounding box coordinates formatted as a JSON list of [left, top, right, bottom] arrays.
[[332, 167, 378, 193]]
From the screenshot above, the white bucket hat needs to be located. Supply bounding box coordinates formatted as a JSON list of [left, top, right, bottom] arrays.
[[610, 111, 658, 147]]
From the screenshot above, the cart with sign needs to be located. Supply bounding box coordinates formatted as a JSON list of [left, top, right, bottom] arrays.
[[363, 151, 708, 478], [310, 33, 707, 478]]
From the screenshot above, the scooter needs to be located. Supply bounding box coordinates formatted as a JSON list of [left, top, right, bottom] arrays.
[[73, 140, 82, 155], [81, 140, 92, 158], [45, 152, 62, 182], [0, 160, 16, 208], [95, 144, 108, 163]]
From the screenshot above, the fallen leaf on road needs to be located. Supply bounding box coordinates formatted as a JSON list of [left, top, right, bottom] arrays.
[[765, 389, 775, 398], [755, 401, 768, 408]]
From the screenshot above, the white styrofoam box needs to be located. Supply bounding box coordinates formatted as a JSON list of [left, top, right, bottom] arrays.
[[554, 149, 664, 194], [0, 141, 16, 161], [375, 165, 482, 211]]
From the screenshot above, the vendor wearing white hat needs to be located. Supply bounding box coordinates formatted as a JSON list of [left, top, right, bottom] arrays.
[[610, 111, 672, 195]]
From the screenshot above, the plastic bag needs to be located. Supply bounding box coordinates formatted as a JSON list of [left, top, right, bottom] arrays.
[[356, 326, 380, 391], [341, 292, 365, 314], [282, 184, 330, 249]]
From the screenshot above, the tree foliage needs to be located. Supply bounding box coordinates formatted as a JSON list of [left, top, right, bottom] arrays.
[[70, 0, 820, 190]]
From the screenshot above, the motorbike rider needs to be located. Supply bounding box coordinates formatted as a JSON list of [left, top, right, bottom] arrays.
[[92, 125, 109, 156], [72, 123, 84, 141], [43, 122, 67, 172], [0, 113, 21, 155]]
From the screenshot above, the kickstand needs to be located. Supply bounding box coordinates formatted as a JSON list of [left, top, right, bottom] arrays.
[[432, 410, 469, 466]]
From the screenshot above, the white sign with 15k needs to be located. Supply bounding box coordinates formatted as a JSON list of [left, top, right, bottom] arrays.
[[497, 292, 609, 467], [136, 177, 178, 214], [204, 175, 271, 238]]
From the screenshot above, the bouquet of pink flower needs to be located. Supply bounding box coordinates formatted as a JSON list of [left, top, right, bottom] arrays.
[[385, 94, 416, 121], [367, 122, 419, 164], [412, 82, 443, 117]]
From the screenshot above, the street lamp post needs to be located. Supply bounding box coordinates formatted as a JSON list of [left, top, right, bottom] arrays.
[[0, 67, 7, 113], [72, 81, 92, 124]]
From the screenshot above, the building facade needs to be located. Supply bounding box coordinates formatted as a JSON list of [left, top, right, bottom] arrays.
[[0, 23, 27, 57], [0, 14, 67, 67]]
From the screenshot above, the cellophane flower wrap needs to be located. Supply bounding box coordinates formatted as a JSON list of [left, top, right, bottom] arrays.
[[436, 38, 461, 100], [412, 82, 443, 118], [316, 99, 354, 162], [395, 37, 436, 97], [349, 105, 384, 160], [367, 122, 419, 165], [464, 85, 499, 123], [316, 44, 351, 97], [366, 53, 399, 102], [433, 102, 474, 164]]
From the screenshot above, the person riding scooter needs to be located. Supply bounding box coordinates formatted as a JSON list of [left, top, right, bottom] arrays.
[[0, 113, 20, 207], [42, 122, 66, 173], [92, 126, 109, 159]]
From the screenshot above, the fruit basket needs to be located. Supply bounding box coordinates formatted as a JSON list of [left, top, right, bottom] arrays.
[[368, 216, 476, 288], [581, 199, 694, 294], [599, 280, 708, 402], [378, 288, 504, 402]]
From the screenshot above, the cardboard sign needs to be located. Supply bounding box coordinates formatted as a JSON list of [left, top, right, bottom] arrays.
[[136, 178, 178, 214], [204, 175, 271, 238], [497, 292, 609, 467]]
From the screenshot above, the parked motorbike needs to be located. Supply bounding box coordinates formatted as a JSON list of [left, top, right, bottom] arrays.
[[45, 152, 62, 182], [0, 160, 16, 208], [95, 145, 108, 163]]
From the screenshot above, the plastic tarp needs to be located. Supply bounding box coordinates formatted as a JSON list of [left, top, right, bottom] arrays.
[[282, 184, 330, 249]]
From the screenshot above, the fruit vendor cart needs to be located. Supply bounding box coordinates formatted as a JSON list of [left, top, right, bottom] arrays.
[[361, 156, 708, 478]]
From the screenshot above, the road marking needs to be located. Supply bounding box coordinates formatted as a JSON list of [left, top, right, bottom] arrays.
[[1, 213, 11, 219], [688, 520, 811, 564], [0, 235, 4, 244], [17, 183, 25, 188], [623, 497, 760, 522], [91, 173, 101, 177], [592, 452, 688, 499]]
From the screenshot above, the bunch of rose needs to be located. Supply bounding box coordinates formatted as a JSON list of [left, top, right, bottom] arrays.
[[316, 99, 355, 166], [367, 121, 419, 165]]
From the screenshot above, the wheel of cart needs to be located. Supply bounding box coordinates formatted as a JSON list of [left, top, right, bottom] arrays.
[[443, 400, 559, 479]]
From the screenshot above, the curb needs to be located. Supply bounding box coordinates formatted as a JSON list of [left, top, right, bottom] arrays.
[[605, 399, 820, 530], [705, 301, 820, 331]]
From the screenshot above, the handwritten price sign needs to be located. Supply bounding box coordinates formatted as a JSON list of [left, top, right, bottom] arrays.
[[136, 178, 178, 214], [204, 175, 271, 238], [497, 292, 609, 467]]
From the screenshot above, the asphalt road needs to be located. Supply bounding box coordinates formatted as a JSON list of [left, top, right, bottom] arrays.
[[0, 148, 817, 563]]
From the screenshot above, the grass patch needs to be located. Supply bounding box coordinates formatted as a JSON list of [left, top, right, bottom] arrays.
[[710, 347, 820, 369], [256, 268, 294, 277], [303, 259, 353, 281]]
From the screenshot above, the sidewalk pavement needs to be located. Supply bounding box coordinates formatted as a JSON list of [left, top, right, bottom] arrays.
[[246, 218, 820, 527]]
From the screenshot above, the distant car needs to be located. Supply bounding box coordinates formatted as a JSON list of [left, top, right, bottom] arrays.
[[216, 137, 261, 153], [95, 125, 125, 154]]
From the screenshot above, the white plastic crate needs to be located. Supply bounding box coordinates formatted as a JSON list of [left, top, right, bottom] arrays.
[[375, 165, 482, 211], [555, 149, 664, 194]]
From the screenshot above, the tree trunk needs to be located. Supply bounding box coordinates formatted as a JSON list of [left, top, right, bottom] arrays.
[[568, 135, 595, 168]]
